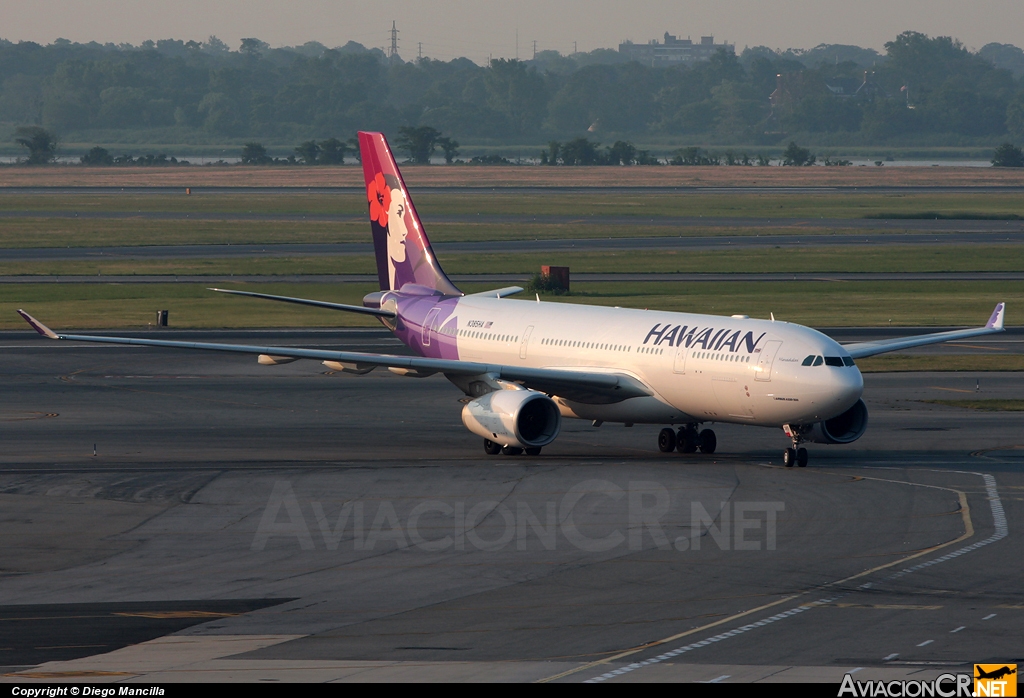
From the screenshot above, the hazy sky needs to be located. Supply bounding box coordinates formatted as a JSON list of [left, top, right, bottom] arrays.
[[1, 1, 1020, 63]]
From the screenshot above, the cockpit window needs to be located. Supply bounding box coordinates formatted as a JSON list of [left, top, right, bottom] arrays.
[[824, 356, 844, 367], [812, 356, 824, 366], [843, 356, 855, 366], [802, 355, 815, 366]]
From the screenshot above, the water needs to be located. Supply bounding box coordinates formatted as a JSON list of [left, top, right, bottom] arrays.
[[0, 156, 996, 167]]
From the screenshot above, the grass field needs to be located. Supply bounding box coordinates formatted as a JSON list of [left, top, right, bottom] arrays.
[[1, 182, 1019, 358], [435, 245, 1024, 274], [14, 217, 992, 250], [3, 280, 1016, 330], [3, 283, 381, 330], [0, 218, 368, 248], [2, 245, 1023, 277], [920, 399, 1024, 410], [0, 217, 875, 249], [857, 355, 1024, 372], [415, 192, 1024, 220], [555, 280, 1017, 327], [3, 190, 1024, 254], [4, 192, 1024, 220]]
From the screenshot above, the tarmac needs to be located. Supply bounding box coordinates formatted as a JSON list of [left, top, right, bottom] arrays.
[[4, 185, 1024, 194], [2, 209, 1024, 233], [0, 329, 1020, 683], [5, 230, 1024, 262], [2, 272, 1024, 284]]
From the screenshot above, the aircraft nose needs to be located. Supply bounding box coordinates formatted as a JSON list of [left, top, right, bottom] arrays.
[[832, 366, 864, 408]]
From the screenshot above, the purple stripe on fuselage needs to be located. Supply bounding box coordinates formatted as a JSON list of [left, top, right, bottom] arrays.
[[389, 290, 461, 360]]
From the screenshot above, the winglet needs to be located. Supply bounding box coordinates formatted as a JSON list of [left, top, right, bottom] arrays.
[[17, 310, 60, 339], [986, 302, 1005, 330]]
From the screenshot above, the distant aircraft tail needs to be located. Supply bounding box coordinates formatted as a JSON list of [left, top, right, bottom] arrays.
[[358, 132, 461, 296]]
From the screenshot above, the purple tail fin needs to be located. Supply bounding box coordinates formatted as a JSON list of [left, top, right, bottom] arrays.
[[359, 132, 461, 295]]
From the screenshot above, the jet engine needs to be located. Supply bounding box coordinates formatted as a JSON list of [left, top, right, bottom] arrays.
[[461, 389, 561, 449], [800, 399, 868, 444]]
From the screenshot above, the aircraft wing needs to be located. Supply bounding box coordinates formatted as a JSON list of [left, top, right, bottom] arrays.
[[842, 303, 1005, 359], [18, 310, 651, 404]]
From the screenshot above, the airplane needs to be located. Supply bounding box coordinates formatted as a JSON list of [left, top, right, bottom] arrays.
[[976, 666, 1017, 681], [18, 131, 1006, 467]]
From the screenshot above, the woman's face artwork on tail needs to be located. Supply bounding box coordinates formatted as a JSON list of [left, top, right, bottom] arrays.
[[386, 189, 409, 288], [387, 190, 408, 262], [367, 171, 412, 290]]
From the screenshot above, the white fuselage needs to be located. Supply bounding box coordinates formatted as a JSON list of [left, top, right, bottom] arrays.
[[447, 295, 864, 428]]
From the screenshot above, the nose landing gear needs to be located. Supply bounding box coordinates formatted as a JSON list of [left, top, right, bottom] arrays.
[[781, 425, 808, 467], [783, 447, 808, 467]]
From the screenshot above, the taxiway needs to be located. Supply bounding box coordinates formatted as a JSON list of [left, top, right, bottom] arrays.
[[0, 329, 1020, 682]]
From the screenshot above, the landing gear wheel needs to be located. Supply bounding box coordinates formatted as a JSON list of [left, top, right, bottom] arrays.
[[658, 428, 676, 453], [797, 447, 808, 468], [677, 428, 698, 453], [524, 447, 542, 456], [484, 439, 502, 455], [698, 429, 717, 454], [501, 445, 523, 456], [783, 448, 796, 467]]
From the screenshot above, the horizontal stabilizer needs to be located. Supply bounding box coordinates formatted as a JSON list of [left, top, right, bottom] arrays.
[[208, 288, 395, 318], [466, 286, 524, 298]]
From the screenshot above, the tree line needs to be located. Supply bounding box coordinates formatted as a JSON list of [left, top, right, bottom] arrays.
[[2, 31, 1023, 149], [14, 122, 1023, 168]]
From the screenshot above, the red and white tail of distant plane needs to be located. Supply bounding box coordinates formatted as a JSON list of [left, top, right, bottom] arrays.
[[19, 131, 1006, 466]]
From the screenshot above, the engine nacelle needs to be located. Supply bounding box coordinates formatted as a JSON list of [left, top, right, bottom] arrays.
[[461, 390, 561, 449], [800, 399, 869, 444]]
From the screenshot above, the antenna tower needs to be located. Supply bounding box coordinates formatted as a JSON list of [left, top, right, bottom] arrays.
[[388, 21, 399, 60]]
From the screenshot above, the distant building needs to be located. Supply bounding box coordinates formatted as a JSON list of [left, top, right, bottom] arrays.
[[618, 33, 734, 66], [765, 70, 886, 134], [824, 71, 883, 100], [765, 72, 816, 134]]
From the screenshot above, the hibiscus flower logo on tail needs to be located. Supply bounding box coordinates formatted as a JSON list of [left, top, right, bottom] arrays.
[[367, 172, 391, 228]]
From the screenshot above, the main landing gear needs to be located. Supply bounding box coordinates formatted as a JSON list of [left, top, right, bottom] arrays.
[[781, 425, 808, 467], [484, 439, 541, 456], [658, 425, 716, 455]]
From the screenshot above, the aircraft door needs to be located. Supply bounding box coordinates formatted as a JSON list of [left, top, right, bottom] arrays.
[[422, 307, 441, 347], [755, 340, 782, 382], [673, 344, 687, 374], [520, 325, 534, 359]]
